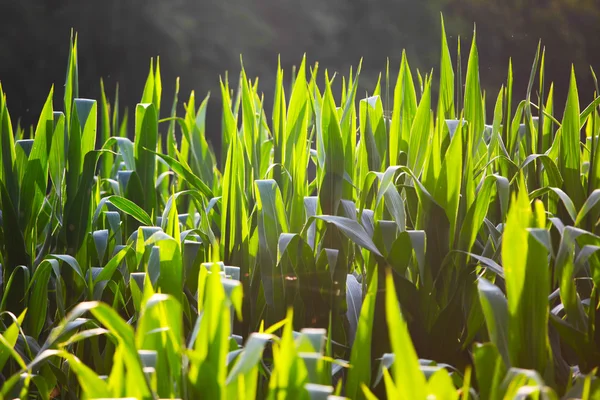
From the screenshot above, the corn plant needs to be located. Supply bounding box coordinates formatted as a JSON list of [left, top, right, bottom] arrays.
[[2, 15, 600, 399]]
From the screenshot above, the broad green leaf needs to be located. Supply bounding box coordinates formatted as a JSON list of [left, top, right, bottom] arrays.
[[464, 29, 484, 153], [107, 195, 153, 226], [285, 56, 309, 233], [0, 181, 29, 274], [20, 88, 54, 232], [346, 267, 378, 399], [0, 84, 18, 207], [26, 259, 58, 338], [0, 310, 26, 371], [426, 368, 458, 400], [134, 103, 158, 217], [459, 174, 508, 252], [434, 118, 462, 246], [185, 92, 216, 188], [99, 78, 113, 178], [478, 278, 510, 366], [64, 31, 78, 130], [558, 67, 585, 209], [189, 264, 231, 398], [310, 215, 382, 258], [385, 270, 426, 399], [438, 14, 455, 120], [503, 177, 551, 374], [49, 112, 66, 199], [575, 189, 600, 227], [136, 294, 183, 398], [146, 235, 183, 303], [141, 57, 161, 115], [391, 51, 417, 159], [64, 150, 101, 255], [255, 179, 288, 310], [227, 332, 271, 384], [407, 76, 432, 177], [152, 150, 214, 199], [473, 343, 507, 400], [44, 302, 151, 398], [32, 350, 111, 398], [318, 72, 345, 216]]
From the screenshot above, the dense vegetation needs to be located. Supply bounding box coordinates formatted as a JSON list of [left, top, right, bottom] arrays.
[[2, 16, 600, 399]]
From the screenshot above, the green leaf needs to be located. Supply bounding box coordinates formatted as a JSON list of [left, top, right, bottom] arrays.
[[240, 67, 259, 178], [318, 71, 345, 216], [49, 112, 66, 197], [459, 174, 508, 252], [472, 343, 507, 400], [310, 215, 382, 258], [38, 350, 111, 398], [103, 136, 135, 170], [529, 186, 577, 222], [558, 67, 585, 209], [75, 99, 98, 167], [20, 87, 54, 231], [503, 177, 551, 374], [0, 310, 26, 371], [136, 293, 183, 398], [219, 76, 238, 171], [391, 51, 417, 160], [438, 14, 455, 120], [346, 266, 378, 399], [0, 181, 29, 273], [134, 103, 158, 217], [99, 79, 113, 178], [426, 368, 458, 400], [152, 149, 213, 199], [575, 189, 600, 227], [478, 278, 510, 366], [141, 58, 161, 115], [519, 154, 563, 188], [0, 84, 18, 207], [220, 130, 249, 276], [46, 302, 151, 398], [64, 31, 79, 129], [64, 150, 101, 255], [227, 332, 271, 384], [285, 56, 310, 232], [376, 167, 406, 232], [149, 234, 184, 303], [434, 118, 462, 246], [464, 28, 484, 154], [184, 92, 216, 188], [554, 228, 587, 330], [255, 179, 288, 311], [26, 259, 58, 338], [407, 76, 432, 177], [94, 246, 131, 284], [189, 264, 231, 398], [340, 62, 361, 199], [385, 269, 426, 399], [579, 95, 600, 128], [107, 195, 153, 226]]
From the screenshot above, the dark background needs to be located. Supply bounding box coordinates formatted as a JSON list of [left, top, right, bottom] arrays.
[[1, 0, 599, 152]]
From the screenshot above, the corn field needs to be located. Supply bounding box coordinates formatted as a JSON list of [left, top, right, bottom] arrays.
[[1, 16, 600, 399]]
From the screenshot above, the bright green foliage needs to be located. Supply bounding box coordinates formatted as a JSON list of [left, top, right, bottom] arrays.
[[385, 270, 427, 399], [346, 267, 378, 399], [503, 177, 551, 375], [3, 15, 600, 400]]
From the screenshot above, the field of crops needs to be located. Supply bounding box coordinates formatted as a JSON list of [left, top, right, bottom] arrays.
[[1, 16, 600, 399]]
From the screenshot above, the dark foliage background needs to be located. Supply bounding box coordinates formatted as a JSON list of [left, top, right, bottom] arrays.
[[1, 0, 599, 152]]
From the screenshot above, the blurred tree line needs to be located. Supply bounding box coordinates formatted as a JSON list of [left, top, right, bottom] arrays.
[[1, 0, 599, 151]]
